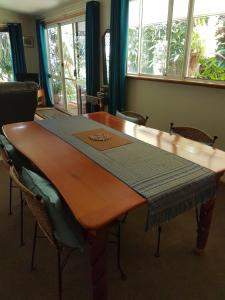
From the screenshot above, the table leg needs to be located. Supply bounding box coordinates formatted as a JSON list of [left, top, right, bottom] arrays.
[[196, 196, 216, 254], [88, 228, 108, 300]]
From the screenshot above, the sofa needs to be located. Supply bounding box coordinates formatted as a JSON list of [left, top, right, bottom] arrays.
[[0, 81, 38, 133]]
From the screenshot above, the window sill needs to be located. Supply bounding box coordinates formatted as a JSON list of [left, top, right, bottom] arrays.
[[126, 74, 225, 90]]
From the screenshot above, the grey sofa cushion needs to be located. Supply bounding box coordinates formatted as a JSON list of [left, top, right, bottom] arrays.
[[0, 81, 38, 94], [0, 81, 38, 133]]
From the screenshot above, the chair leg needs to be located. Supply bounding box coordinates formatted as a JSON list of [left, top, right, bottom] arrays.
[[121, 213, 128, 224], [20, 191, 25, 246], [155, 225, 162, 258], [116, 222, 126, 280], [57, 249, 62, 300], [195, 207, 199, 227], [31, 221, 38, 271], [9, 177, 12, 215]]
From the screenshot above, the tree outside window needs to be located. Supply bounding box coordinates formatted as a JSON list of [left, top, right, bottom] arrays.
[[0, 31, 13, 82], [127, 0, 225, 82]]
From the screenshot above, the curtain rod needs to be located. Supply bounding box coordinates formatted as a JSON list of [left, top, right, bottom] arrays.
[[42, 10, 85, 25]]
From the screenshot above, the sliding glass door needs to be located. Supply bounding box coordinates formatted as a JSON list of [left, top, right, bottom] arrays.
[[0, 30, 13, 82], [46, 17, 85, 114], [47, 26, 63, 109]]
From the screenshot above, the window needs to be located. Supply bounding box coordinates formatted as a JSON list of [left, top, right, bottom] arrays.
[[127, 0, 225, 83], [46, 17, 86, 114], [0, 29, 13, 82]]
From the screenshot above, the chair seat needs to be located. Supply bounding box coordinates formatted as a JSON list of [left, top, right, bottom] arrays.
[[21, 167, 85, 250]]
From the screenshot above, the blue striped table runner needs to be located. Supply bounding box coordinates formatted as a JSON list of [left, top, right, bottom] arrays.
[[36, 116, 216, 229]]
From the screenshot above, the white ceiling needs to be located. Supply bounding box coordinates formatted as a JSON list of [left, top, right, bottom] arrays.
[[0, 0, 78, 15]]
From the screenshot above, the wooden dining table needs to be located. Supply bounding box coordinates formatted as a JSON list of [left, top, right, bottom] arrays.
[[3, 111, 225, 300]]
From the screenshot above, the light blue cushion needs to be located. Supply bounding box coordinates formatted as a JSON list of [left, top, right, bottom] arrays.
[[0, 134, 14, 153], [116, 111, 139, 124], [21, 167, 85, 250]]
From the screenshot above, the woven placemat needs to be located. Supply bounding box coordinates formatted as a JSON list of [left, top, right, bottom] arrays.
[[73, 128, 133, 151]]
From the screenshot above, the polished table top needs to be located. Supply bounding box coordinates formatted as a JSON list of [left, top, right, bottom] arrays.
[[3, 112, 225, 230]]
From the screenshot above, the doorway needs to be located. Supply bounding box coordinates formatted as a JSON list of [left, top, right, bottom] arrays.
[[46, 18, 86, 114]]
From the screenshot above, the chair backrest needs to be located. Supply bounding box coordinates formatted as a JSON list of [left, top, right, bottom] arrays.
[[86, 95, 105, 112], [0, 82, 38, 133], [76, 86, 103, 114], [116, 111, 149, 126], [169, 122, 218, 146], [9, 165, 57, 248]]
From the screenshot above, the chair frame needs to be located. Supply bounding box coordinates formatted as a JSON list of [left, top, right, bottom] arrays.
[[119, 111, 149, 126], [9, 165, 79, 300], [154, 123, 218, 258], [9, 165, 126, 299], [76, 85, 106, 114], [0, 145, 24, 245], [109, 219, 127, 280], [85, 95, 105, 112], [169, 123, 218, 146]]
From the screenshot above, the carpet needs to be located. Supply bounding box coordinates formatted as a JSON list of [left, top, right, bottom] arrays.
[[0, 161, 225, 300]]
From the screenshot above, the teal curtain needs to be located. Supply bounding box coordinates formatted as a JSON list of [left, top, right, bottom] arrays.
[[8, 23, 27, 80], [85, 0, 100, 112], [109, 0, 129, 115], [36, 20, 52, 107]]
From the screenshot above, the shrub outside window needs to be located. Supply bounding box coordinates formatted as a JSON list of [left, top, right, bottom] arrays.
[[127, 0, 225, 82], [0, 30, 13, 82]]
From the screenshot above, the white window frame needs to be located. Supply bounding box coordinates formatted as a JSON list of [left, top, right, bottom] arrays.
[[45, 15, 85, 112], [127, 0, 225, 87], [0, 27, 14, 82]]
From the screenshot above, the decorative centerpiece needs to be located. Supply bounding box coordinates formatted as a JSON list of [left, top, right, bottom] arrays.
[[73, 128, 132, 151], [89, 132, 111, 142]]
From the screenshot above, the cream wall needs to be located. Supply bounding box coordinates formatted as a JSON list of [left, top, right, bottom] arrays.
[[100, 0, 110, 85], [100, 0, 110, 33], [127, 78, 225, 151], [0, 8, 38, 73]]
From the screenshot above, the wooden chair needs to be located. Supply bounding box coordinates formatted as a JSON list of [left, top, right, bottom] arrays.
[[154, 123, 218, 258], [76, 85, 106, 114], [86, 95, 105, 112], [116, 111, 149, 126], [37, 88, 46, 107]]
